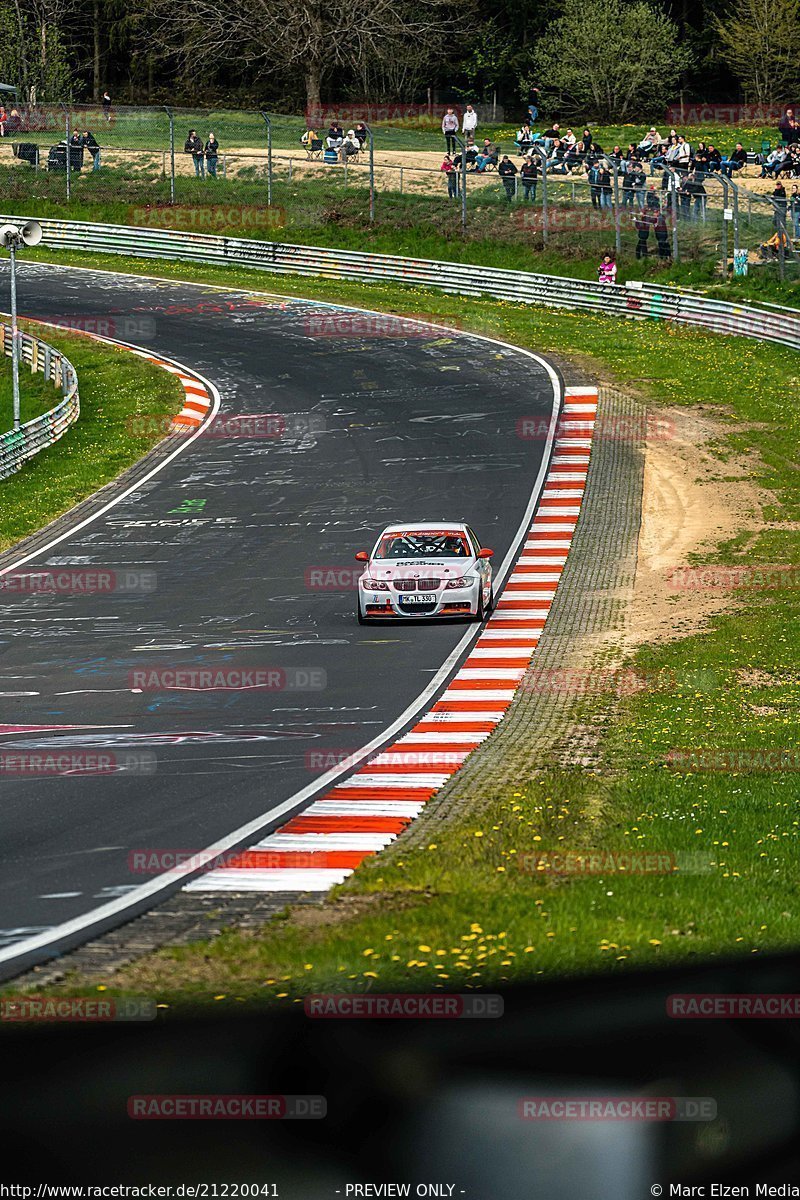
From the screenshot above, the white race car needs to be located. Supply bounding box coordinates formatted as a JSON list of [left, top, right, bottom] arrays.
[[355, 522, 494, 623]]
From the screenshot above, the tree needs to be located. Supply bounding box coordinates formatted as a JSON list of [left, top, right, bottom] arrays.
[[531, 0, 694, 121], [146, 0, 471, 113], [714, 0, 800, 103]]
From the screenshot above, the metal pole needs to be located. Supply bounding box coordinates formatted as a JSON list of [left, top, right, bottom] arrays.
[[363, 122, 375, 223], [773, 200, 787, 282], [611, 158, 621, 256], [163, 106, 175, 204], [61, 102, 71, 203], [668, 171, 679, 263], [720, 175, 730, 278], [730, 178, 740, 261], [260, 112, 272, 207], [9, 241, 20, 431], [533, 145, 548, 245], [451, 134, 468, 231]]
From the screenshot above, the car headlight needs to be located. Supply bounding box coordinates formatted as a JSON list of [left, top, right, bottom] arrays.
[[363, 578, 389, 591], [446, 576, 472, 589]]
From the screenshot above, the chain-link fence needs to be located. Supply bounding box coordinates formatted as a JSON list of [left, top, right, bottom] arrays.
[[1, 103, 798, 276]]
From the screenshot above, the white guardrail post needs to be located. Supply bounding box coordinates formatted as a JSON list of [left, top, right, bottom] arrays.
[[0, 322, 80, 480], [2, 214, 798, 357]]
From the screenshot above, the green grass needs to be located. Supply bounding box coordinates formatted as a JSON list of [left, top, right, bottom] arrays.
[[0, 322, 184, 552], [6, 252, 798, 1009], [0, 353, 64, 425]]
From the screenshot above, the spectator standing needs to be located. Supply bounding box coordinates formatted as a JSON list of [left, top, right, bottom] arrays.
[[597, 254, 617, 284], [102, 91, 112, 122], [598, 162, 612, 209], [773, 180, 788, 229], [588, 161, 601, 208], [790, 184, 800, 236], [527, 87, 540, 124], [184, 129, 204, 177], [498, 155, 518, 201], [655, 209, 671, 258], [462, 104, 478, 141], [205, 133, 220, 178], [779, 108, 800, 145], [634, 208, 651, 258], [520, 155, 538, 201], [442, 107, 458, 155], [83, 129, 100, 171], [440, 153, 458, 199]]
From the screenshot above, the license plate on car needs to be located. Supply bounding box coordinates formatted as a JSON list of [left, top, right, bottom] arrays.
[[401, 594, 436, 605]]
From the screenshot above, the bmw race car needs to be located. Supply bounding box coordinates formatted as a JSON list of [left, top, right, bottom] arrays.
[[355, 522, 494, 623]]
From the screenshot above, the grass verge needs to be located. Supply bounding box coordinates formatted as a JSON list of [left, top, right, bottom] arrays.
[[6, 251, 797, 1010], [0, 353, 64, 426], [0, 322, 184, 553]]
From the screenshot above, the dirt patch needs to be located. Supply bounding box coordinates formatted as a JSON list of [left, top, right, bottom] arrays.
[[624, 404, 768, 648]]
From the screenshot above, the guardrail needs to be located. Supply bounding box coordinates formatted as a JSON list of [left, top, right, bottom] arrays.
[[0, 322, 80, 480], [3, 213, 800, 355]]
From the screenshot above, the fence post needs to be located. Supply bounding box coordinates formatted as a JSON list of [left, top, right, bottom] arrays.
[[668, 171, 680, 263], [730, 179, 740, 262], [60, 102, 70, 203], [611, 158, 621, 256], [532, 145, 548, 245], [163, 106, 175, 204], [260, 112, 273, 207], [362, 121, 375, 223], [720, 174, 730, 278], [451, 134, 468, 232], [400, 167, 403, 194]]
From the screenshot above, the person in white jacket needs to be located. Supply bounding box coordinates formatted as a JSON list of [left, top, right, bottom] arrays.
[[462, 104, 478, 142]]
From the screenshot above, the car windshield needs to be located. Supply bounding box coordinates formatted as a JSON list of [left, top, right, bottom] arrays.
[[374, 530, 471, 559]]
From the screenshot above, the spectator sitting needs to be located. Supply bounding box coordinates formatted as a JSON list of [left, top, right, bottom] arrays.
[[598, 253, 617, 284], [0, 106, 6, 136], [442, 107, 458, 154], [6, 108, 21, 134], [354, 122, 369, 147], [471, 138, 498, 172], [454, 144, 479, 170], [301, 128, 319, 149], [762, 147, 787, 178], [326, 122, 344, 149], [650, 133, 677, 175], [624, 142, 638, 162], [759, 230, 790, 258], [462, 104, 478, 140], [515, 124, 534, 154], [777, 144, 800, 177], [541, 122, 561, 150], [706, 144, 722, 172], [340, 130, 360, 160], [546, 138, 569, 173], [779, 108, 800, 145], [498, 154, 518, 200], [562, 128, 577, 147], [720, 143, 746, 178], [692, 141, 710, 177], [637, 127, 663, 157], [674, 135, 691, 171]]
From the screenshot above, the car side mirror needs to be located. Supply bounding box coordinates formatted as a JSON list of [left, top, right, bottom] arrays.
[[477, 547, 494, 559], [355, 551, 369, 562]]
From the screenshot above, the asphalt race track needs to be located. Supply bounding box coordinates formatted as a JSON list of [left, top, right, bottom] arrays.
[[0, 262, 559, 968]]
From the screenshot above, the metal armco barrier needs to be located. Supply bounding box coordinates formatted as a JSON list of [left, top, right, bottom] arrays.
[[0, 322, 80, 480], [3, 214, 800, 354]]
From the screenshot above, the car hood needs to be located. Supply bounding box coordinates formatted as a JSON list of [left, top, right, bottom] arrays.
[[365, 558, 477, 582]]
